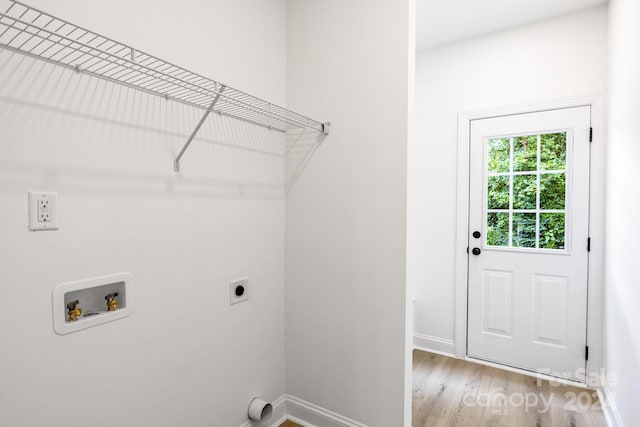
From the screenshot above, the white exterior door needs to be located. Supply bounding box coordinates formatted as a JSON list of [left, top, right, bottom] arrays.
[[467, 106, 591, 380]]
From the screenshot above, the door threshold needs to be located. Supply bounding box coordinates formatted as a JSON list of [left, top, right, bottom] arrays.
[[464, 356, 593, 389]]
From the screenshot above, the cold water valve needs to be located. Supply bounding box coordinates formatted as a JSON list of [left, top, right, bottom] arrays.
[[67, 300, 82, 322], [105, 293, 119, 311]]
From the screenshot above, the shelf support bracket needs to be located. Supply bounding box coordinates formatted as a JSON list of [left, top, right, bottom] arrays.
[[174, 85, 226, 172]]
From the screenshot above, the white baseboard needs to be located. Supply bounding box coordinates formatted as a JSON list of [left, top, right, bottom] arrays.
[[238, 394, 367, 427], [413, 333, 455, 356], [598, 383, 625, 427], [284, 395, 367, 427]]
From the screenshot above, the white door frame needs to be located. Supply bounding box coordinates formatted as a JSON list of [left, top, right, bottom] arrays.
[[454, 93, 605, 382]]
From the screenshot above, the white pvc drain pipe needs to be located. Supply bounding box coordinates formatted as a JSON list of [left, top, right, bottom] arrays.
[[248, 397, 273, 422]]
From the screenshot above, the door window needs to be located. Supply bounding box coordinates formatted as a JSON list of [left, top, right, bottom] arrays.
[[485, 132, 567, 250]]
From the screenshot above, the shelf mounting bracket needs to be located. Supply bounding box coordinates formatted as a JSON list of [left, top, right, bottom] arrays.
[[174, 85, 226, 172]]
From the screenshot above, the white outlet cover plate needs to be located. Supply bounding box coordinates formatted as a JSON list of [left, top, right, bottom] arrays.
[[230, 277, 248, 305], [28, 191, 58, 231]]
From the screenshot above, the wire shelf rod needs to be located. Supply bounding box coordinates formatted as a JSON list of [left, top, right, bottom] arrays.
[[174, 86, 226, 172]]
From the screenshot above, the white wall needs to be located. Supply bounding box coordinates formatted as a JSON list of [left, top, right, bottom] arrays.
[[411, 6, 608, 352], [285, 1, 412, 426], [0, 1, 287, 426], [605, 0, 640, 424]]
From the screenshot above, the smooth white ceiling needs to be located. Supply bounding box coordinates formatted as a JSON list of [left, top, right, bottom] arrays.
[[416, 0, 608, 51]]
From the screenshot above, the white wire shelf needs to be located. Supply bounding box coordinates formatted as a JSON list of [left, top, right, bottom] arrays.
[[0, 0, 329, 171]]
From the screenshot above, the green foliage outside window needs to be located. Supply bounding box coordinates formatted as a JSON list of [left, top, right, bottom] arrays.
[[488, 138, 510, 173], [540, 213, 566, 249], [513, 213, 536, 248], [541, 133, 566, 171], [513, 175, 537, 209], [540, 173, 566, 210], [487, 212, 509, 246], [514, 135, 537, 171], [486, 133, 567, 250], [487, 176, 509, 209]]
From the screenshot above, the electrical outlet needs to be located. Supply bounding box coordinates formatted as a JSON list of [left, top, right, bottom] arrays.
[[38, 199, 52, 222], [28, 192, 58, 231], [230, 277, 248, 305]]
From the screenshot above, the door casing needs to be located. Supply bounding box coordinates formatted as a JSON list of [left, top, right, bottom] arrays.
[[454, 94, 605, 384]]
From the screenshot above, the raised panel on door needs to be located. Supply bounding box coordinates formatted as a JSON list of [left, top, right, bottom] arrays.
[[533, 274, 569, 348], [482, 269, 513, 338]]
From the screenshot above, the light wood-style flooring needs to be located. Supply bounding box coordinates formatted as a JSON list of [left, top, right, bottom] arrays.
[[413, 350, 606, 427]]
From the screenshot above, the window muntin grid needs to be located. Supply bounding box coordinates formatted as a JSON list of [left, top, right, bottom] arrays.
[[485, 132, 567, 251]]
